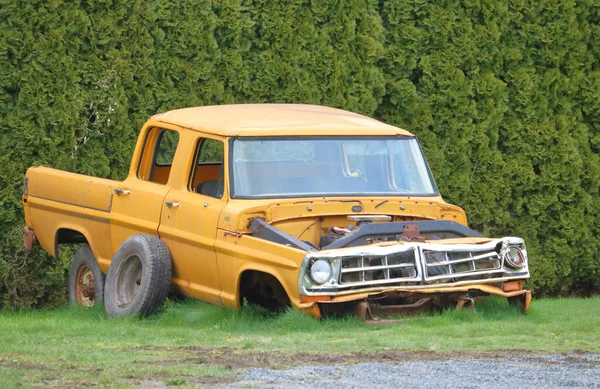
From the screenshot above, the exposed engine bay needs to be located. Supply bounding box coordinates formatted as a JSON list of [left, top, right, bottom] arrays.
[[249, 215, 485, 252]]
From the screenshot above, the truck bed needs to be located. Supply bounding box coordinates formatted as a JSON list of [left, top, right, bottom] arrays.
[[24, 166, 117, 271]]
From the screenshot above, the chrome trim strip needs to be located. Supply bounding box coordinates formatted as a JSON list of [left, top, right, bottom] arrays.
[[424, 268, 504, 282], [341, 263, 416, 273], [424, 252, 498, 267], [304, 275, 528, 296]]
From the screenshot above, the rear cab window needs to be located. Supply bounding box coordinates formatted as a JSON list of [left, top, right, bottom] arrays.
[[137, 128, 180, 185], [189, 138, 225, 198]]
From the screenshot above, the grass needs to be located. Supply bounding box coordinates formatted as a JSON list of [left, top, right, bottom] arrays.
[[0, 296, 598, 388]]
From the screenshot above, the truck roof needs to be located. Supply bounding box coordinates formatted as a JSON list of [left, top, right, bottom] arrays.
[[152, 104, 413, 137]]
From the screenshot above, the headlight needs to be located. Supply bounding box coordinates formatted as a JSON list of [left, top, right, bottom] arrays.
[[309, 259, 332, 284], [504, 246, 526, 269]]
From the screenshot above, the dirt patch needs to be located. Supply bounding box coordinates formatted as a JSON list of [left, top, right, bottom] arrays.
[[0, 358, 55, 372], [132, 346, 587, 370], [36, 379, 93, 389]]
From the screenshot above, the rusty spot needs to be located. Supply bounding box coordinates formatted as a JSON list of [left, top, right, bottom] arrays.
[[248, 217, 264, 232], [402, 224, 420, 237], [224, 231, 244, 238], [352, 298, 439, 324], [354, 301, 374, 321], [353, 302, 405, 325], [23, 226, 36, 250], [75, 263, 96, 307], [372, 298, 434, 317], [502, 281, 523, 293], [455, 296, 475, 311], [508, 290, 532, 313], [393, 224, 429, 242]]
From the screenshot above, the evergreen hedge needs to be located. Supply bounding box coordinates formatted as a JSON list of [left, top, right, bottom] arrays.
[[0, 0, 598, 308]]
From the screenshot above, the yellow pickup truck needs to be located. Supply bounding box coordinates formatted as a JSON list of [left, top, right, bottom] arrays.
[[22, 104, 531, 320]]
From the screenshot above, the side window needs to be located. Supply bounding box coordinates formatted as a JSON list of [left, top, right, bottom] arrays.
[[189, 138, 225, 198], [137, 128, 180, 185], [197, 139, 223, 163], [155, 130, 179, 165]]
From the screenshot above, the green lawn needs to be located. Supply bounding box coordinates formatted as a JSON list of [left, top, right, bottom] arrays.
[[0, 297, 598, 388]]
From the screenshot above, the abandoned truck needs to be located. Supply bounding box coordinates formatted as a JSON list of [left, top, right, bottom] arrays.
[[22, 104, 531, 321]]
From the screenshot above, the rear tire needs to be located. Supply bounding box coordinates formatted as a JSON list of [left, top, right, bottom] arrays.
[[69, 245, 105, 307], [104, 235, 172, 318]]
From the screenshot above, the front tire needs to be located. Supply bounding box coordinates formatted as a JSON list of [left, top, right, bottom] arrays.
[[69, 245, 105, 307], [104, 235, 172, 318]]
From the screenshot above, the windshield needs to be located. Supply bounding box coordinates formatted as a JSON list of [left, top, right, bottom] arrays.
[[231, 137, 437, 198]]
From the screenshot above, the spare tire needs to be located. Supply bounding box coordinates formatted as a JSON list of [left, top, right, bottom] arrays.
[[104, 234, 172, 318], [69, 244, 105, 307]]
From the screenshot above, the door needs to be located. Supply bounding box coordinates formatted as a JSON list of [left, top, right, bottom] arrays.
[[158, 137, 226, 304], [110, 127, 180, 253]]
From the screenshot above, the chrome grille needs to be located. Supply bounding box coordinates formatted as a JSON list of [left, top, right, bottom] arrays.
[[422, 249, 502, 282], [299, 237, 529, 296], [339, 250, 419, 286]]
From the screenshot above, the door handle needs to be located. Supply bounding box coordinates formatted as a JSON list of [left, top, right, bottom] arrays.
[[114, 188, 131, 196], [165, 200, 180, 208]]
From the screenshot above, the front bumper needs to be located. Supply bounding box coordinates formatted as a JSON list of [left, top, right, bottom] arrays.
[[298, 282, 532, 320]]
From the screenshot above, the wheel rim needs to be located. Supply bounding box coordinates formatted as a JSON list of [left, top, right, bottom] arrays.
[[114, 254, 143, 309], [75, 264, 96, 307]]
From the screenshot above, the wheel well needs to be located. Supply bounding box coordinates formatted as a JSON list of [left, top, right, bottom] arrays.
[[55, 228, 89, 258], [239, 270, 290, 311]]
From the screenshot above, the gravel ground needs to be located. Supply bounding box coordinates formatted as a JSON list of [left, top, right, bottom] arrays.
[[225, 353, 600, 389]]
